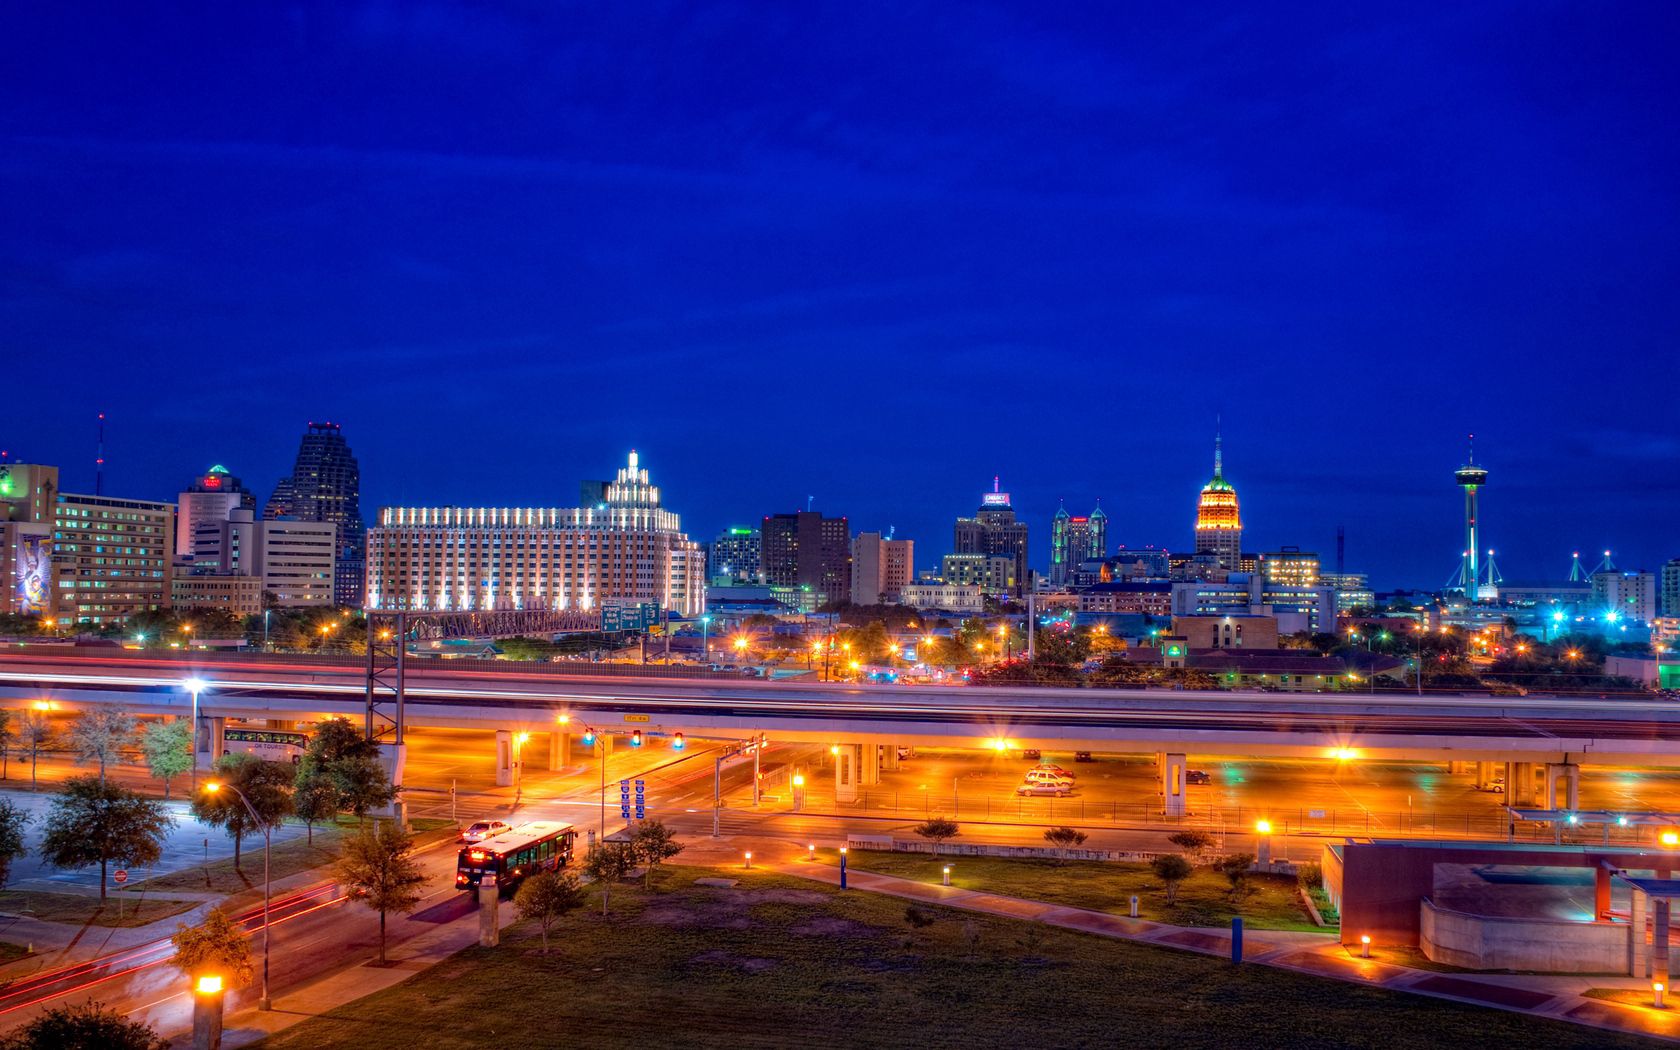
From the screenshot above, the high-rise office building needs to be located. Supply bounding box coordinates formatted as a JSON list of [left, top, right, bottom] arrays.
[[708, 527, 762, 584], [177, 464, 257, 558], [1662, 558, 1680, 617], [175, 505, 336, 613], [1049, 501, 1107, 585], [54, 492, 175, 626], [1591, 570, 1657, 624], [266, 422, 364, 607], [954, 477, 1029, 596], [1193, 432, 1242, 570], [367, 450, 706, 617], [852, 532, 914, 605], [1260, 547, 1320, 586], [760, 511, 851, 607]]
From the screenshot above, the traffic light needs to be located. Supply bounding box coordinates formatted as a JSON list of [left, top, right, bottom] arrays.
[[582, 729, 596, 746], [630, 730, 643, 748], [672, 733, 685, 751]]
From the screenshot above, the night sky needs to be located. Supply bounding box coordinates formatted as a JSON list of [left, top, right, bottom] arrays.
[[4, 3, 1677, 589]]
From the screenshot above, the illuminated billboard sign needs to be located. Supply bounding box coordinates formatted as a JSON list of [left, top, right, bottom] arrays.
[[14, 533, 49, 615]]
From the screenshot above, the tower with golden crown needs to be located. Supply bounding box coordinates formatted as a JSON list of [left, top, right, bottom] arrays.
[[1193, 428, 1242, 569]]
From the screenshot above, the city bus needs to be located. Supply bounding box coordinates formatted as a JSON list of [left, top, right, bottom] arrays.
[[455, 822, 577, 896], [222, 727, 310, 765]]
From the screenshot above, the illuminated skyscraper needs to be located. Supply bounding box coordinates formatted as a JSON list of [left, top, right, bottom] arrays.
[[1050, 501, 1107, 585], [954, 477, 1029, 596], [266, 422, 364, 607], [1193, 430, 1242, 570]]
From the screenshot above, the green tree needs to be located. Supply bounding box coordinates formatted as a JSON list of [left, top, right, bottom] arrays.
[[301, 717, 397, 821], [1150, 854, 1194, 906], [192, 753, 295, 872], [15, 710, 51, 790], [68, 707, 137, 787], [1218, 853, 1256, 900], [0, 800, 28, 890], [171, 905, 254, 987], [337, 821, 426, 965], [583, 842, 635, 916], [0, 1001, 167, 1050], [38, 776, 174, 899], [293, 762, 339, 844], [139, 718, 192, 800], [513, 870, 586, 953], [913, 817, 960, 855], [0, 708, 12, 780], [1168, 830, 1213, 856], [1043, 826, 1088, 864], [630, 819, 684, 889]]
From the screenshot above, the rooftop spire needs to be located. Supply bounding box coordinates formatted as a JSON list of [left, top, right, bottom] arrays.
[[1213, 416, 1223, 478]]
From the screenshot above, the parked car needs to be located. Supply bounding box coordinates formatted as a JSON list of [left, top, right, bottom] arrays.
[[1074, 751, 1094, 763], [897, 746, 915, 760], [1486, 779, 1506, 794], [460, 819, 511, 843], [1184, 769, 1212, 785], [1023, 769, 1075, 787], [1017, 781, 1073, 797], [1020, 749, 1042, 760], [1032, 763, 1076, 778]]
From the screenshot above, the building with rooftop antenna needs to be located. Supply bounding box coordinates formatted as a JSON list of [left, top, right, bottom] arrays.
[[1193, 427, 1242, 570], [954, 476, 1029, 595]]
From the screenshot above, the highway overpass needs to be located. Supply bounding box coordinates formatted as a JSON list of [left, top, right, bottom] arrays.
[[2, 648, 1675, 813]]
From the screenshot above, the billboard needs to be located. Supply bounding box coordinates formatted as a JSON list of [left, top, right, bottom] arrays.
[[14, 533, 50, 615]]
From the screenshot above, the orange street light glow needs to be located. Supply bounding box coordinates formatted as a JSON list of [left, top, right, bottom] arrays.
[[196, 975, 224, 994]]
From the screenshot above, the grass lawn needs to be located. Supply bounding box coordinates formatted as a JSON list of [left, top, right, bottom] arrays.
[[838, 850, 1319, 931], [0, 890, 198, 928], [252, 865, 1660, 1050], [134, 816, 456, 895]]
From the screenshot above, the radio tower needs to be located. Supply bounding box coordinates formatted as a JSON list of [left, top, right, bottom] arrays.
[[95, 412, 107, 496], [1451, 435, 1488, 598], [1568, 551, 1588, 582]]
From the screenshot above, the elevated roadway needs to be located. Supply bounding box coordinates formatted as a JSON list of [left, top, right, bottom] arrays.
[[1, 649, 1675, 765]]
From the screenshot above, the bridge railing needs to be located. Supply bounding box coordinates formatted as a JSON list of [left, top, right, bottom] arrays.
[[0, 644, 759, 682], [815, 792, 1670, 848]]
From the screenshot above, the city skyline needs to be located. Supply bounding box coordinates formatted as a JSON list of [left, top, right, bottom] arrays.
[[1, 418, 1669, 592], [5, 5, 1677, 588]]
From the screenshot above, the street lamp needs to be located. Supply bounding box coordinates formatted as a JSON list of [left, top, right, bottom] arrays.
[[513, 732, 530, 806], [184, 678, 208, 790], [203, 781, 272, 1010], [700, 615, 712, 663]]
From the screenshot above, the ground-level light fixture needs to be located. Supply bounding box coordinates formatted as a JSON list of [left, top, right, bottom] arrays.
[[1360, 934, 1371, 959]]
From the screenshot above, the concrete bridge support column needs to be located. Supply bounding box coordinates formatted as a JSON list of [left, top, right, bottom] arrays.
[[1474, 762, 1496, 790], [1506, 762, 1540, 807], [1595, 865, 1613, 921], [834, 744, 861, 804], [1447, 760, 1467, 775], [1161, 753, 1188, 817], [548, 732, 571, 770], [495, 729, 514, 787], [860, 741, 881, 787], [1545, 763, 1580, 811], [1656, 898, 1673, 990], [1632, 888, 1649, 977], [195, 716, 225, 771], [881, 741, 901, 772]]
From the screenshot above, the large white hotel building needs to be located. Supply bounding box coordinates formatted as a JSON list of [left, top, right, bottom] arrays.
[[365, 451, 706, 617]]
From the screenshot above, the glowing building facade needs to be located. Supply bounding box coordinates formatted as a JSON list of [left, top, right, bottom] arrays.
[[365, 451, 706, 617], [1193, 433, 1242, 570]]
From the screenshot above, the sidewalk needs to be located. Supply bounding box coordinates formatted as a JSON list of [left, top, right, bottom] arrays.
[[199, 890, 522, 1049], [689, 836, 1680, 1045]]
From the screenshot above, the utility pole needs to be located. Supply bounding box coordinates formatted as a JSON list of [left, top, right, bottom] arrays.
[[1027, 592, 1037, 660]]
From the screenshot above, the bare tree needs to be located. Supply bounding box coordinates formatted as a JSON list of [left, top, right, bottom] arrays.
[[69, 707, 138, 787], [16, 710, 53, 790]]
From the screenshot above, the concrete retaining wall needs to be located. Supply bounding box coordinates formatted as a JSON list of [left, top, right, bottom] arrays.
[[845, 836, 1167, 862], [1419, 897, 1629, 973]]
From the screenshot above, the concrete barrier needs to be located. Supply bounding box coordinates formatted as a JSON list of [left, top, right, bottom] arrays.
[[844, 836, 1167, 863], [1419, 897, 1629, 973]]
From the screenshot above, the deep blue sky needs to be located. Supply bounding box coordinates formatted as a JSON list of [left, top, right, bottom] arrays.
[[4, 3, 1677, 589]]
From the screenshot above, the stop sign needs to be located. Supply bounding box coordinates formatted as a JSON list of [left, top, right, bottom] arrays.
[[113, 869, 128, 885]]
